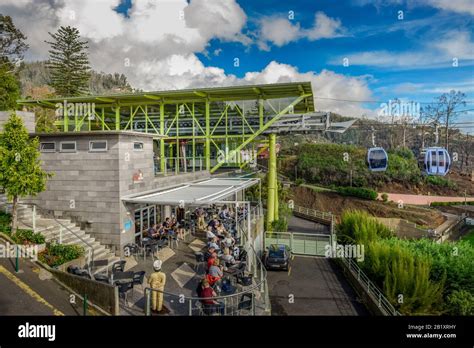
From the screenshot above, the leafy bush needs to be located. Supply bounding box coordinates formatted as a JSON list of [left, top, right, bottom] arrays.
[[0, 211, 11, 233], [336, 186, 378, 200], [337, 211, 474, 315], [39, 243, 84, 267], [425, 176, 457, 189], [430, 201, 474, 207], [446, 290, 474, 315], [13, 229, 45, 244], [381, 193, 389, 202], [271, 218, 288, 232], [337, 210, 392, 245], [295, 178, 304, 186]]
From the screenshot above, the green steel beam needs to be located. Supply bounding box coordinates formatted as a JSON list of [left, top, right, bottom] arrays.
[[115, 106, 120, 130], [210, 93, 310, 173], [160, 103, 165, 173]]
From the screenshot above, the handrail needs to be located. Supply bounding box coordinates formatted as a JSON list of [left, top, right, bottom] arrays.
[[292, 204, 333, 223], [339, 256, 400, 316], [15, 201, 95, 274]]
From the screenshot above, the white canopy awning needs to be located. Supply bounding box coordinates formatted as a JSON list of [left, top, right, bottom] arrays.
[[122, 177, 259, 206]]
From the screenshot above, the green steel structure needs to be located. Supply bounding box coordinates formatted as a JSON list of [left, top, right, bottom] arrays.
[[18, 82, 315, 226]]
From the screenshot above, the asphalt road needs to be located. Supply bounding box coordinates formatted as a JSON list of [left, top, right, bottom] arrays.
[[288, 215, 330, 234], [0, 257, 80, 316], [267, 256, 369, 316]]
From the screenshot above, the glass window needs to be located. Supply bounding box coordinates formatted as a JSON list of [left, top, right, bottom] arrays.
[[431, 151, 437, 166], [438, 151, 445, 167], [133, 142, 144, 151], [40, 142, 56, 152], [89, 141, 107, 152], [60, 141, 76, 153]]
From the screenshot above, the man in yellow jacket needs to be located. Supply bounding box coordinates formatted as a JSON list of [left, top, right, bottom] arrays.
[[148, 260, 166, 313]]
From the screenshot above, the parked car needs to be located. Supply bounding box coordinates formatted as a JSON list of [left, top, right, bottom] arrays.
[[263, 244, 291, 271]]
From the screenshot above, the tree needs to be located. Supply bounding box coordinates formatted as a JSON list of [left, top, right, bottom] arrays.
[[0, 113, 52, 232], [0, 64, 20, 110], [0, 14, 29, 70], [45, 26, 91, 96], [424, 91, 466, 151]]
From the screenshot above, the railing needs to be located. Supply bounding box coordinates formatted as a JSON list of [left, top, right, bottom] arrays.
[[338, 256, 400, 316], [11, 202, 95, 275], [264, 231, 332, 256], [292, 204, 333, 224]]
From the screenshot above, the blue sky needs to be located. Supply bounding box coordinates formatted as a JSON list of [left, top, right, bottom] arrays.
[[2, 0, 473, 130]]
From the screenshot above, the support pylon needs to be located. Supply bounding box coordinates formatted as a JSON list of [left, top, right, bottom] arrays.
[[266, 133, 276, 228]]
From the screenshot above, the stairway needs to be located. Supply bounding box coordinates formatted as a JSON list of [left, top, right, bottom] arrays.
[[0, 195, 120, 275]]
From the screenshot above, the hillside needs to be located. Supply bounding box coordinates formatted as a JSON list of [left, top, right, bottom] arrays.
[[280, 143, 474, 196], [292, 186, 446, 228]]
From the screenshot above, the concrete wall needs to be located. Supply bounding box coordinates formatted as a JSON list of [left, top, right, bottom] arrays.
[[0, 111, 35, 133], [376, 217, 429, 239]]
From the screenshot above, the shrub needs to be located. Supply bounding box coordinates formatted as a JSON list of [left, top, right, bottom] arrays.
[[430, 201, 474, 207], [446, 290, 474, 315], [425, 176, 456, 189], [381, 193, 389, 202], [271, 218, 288, 232], [295, 178, 304, 186], [336, 186, 378, 200], [13, 229, 45, 244], [39, 243, 84, 267], [337, 210, 392, 245]]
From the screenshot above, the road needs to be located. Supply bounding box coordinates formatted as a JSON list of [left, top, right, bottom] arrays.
[[0, 256, 80, 316], [382, 193, 474, 206], [267, 256, 368, 315], [288, 215, 330, 234]]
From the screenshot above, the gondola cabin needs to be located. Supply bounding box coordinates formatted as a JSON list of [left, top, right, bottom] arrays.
[[367, 147, 388, 172], [419, 147, 451, 176]]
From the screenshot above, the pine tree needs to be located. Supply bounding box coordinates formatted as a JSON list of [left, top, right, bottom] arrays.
[[45, 26, 91, 97], [0, 113, 52, 232]]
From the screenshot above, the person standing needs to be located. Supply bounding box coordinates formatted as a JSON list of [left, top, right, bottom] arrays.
[[148, 260, 167, 313]]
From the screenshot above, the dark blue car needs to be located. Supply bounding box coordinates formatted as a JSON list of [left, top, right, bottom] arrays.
[[264, 244, 291, 271]]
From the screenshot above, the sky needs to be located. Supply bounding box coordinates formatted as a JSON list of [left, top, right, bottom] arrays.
[[1, 0, 473, 131]]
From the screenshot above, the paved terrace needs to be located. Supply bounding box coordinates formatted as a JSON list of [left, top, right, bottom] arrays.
[[118, 233, 266, 316]]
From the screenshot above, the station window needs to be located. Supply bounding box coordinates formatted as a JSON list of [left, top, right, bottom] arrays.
[[60, 141, 76, 153], [89, 140, 108, 152], [133, 142, 144, 151], [40, 142, 56, 152]]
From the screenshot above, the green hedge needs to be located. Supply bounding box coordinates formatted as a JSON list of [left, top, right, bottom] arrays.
[[430, 201, 474, 207], [39, 243, 84, 267], [13, 229, 45, 244], [335, 186, 378, 200], [425, 176, 457, 188]]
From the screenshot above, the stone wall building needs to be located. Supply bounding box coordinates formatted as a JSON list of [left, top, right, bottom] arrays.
[[26, 131, 209, 253]]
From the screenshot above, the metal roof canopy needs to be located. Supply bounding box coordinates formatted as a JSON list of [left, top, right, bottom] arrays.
[[122, 177, 259, 206], [17, 81, 314, 112]]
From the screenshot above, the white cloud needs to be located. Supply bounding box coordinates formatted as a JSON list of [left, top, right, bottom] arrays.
[[1, 0, 374, 118], [354, 0, 474, 15], [333, 30, 474, 69], [258, 11, 345, 49]]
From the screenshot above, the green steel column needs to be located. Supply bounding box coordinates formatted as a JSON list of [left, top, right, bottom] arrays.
[[115, 106, 120, 130], [274, 170, 279, 220], [259, 98, 264, 128], [205, 100, 211, 171], [266, 133, 276, 228], [63, 107, 69, 132], [160, 103, 165, 173]]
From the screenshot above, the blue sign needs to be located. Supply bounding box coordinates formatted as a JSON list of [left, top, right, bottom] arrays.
[[124, 219, 133, 231]]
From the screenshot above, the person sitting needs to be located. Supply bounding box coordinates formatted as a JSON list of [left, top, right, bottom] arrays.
[[207, 238, 220, 251], [207, 218, 218, 230], [207, 251, 218, 270], [221, 247, 238, 266], [206, 226, 216, 240], [204, 246, 215, 261], [221, 232, 235, 248], [163, 217, 175, 238], [198, 279, 224, 315], [147, 224, 156, 238], [208, 258, 223, 283]]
